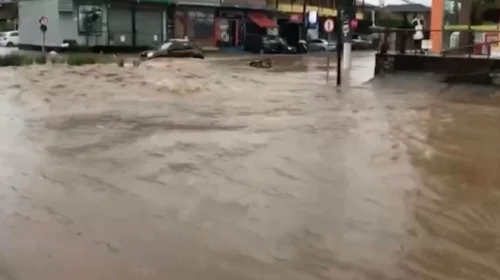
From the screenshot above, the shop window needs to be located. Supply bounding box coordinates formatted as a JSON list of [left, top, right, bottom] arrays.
[[482, 8, 500, 23], [175, 10, 187, 38], [187, 10, 215, 40], [77, 5, 103, 35]]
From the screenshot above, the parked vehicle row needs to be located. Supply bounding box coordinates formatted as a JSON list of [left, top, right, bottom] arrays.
[[138, 34, 375, 60], [243, 34, 307, 54], [242, 34, 374, 54]]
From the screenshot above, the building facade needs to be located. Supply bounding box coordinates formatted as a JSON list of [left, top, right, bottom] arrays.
[[18, 0, 170, 50], [17, 0, 371, 51], [18, 0, 276, 50]]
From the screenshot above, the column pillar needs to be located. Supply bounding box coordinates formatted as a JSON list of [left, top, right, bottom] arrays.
[[430, 0, 444, 52]]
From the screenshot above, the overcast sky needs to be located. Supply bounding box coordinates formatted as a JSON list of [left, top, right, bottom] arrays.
[[364, 0, 431, 6]]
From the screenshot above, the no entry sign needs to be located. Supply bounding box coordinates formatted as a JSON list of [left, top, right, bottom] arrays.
[[39, 16, 48, 25], [324, 19, 334, 33]]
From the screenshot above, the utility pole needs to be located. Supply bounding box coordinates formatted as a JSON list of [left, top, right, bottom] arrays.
[[342, 0, 355, 71], [301, 0, 307, 40], [335, 0, 343, 85]]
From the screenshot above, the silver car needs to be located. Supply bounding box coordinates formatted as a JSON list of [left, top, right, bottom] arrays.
[[307, 39, 336, 52]]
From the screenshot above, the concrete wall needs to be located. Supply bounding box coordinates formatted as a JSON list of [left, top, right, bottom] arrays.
[[18, 0, 61, 46], [375, 53, 498, 85], [19, 0, 110, 47]]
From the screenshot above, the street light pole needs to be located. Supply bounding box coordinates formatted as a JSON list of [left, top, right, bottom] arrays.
[[335, 0, 343, 85], [342, 0, 355, 70], [301, 0, 307, 40]]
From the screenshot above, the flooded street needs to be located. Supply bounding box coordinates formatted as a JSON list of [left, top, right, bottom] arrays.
[[1, 51, 500, 280]]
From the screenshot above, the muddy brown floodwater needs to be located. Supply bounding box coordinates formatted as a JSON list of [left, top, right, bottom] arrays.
[[1, 52, 500, 280]]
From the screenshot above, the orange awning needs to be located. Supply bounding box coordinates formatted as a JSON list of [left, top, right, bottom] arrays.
[[248, 12, 277, 28]]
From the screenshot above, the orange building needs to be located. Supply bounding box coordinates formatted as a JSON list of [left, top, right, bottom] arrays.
[[430, 0, 500, 52], [430, 0, 444, 52]]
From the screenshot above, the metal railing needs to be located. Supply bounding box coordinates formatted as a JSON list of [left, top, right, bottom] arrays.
[[372, 28, 500, 59]]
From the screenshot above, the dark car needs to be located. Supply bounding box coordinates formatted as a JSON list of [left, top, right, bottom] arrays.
[[243, 34, 297, 54], [351, 35, 373, 50], [139, 39, 204, 59]]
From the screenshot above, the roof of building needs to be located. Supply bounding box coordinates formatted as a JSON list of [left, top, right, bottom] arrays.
[[381, 3, 430, 13]]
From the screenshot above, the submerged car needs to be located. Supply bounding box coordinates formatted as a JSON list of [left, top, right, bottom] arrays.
[[352, 35, 373, 50], [140, 39, 204, 59]]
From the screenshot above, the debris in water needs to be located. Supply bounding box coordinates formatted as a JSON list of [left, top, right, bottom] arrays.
[[249, 58, 272, 69]]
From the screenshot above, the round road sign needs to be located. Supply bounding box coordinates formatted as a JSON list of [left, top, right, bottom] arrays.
[[350, 19, 358, 29], [39, 16, 48, 25], [323, 19, 334, 33]]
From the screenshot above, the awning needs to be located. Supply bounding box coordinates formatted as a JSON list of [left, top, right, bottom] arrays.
[[248, 12, 277, 28]]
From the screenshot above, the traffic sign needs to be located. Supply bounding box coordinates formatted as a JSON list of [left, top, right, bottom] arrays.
[[350, 19, 358, 29], [323, 19, 334, 33], [342, 23, 349, 35], [39, 16, 48, 25]]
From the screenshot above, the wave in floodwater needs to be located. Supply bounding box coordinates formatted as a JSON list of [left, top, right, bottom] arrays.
[[0, 58, 499, 280]]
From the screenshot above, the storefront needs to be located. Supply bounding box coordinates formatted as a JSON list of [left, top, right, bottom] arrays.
[[215, 0, 277, 48], [174, 5, 216, 47], [277, 12, 302, 46]]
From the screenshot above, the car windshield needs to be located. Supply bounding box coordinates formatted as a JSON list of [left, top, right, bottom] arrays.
[[159, 42, 173, 50]]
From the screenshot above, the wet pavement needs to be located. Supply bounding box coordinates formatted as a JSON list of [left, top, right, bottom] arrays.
[[1, 51, 500, 280]]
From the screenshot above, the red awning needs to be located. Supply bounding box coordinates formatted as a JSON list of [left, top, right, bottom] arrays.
[[248, 12, 277, 28]]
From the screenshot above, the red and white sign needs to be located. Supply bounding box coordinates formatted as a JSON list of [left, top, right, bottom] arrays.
[[324, 19, 334, 33], [39, 16, 48, 25], [350, 19, 358, 29]]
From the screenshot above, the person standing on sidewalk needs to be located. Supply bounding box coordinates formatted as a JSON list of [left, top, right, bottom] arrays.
[[412, 16, 424, 54]]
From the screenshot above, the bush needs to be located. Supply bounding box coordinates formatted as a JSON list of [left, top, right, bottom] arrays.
[[0, 53, 29, 66], [0, 52, 116, 67], [34, 54, 47, 65], [67, 54, 97, 66]]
